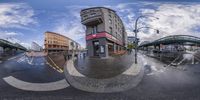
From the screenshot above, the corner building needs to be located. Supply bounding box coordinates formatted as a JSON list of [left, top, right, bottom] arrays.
[[80, 7, 127, 57]]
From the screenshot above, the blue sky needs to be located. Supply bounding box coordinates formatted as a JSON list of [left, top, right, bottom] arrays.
[[0, 0, 200, 48]]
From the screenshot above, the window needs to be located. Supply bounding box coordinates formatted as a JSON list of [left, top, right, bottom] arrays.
[[100, 46, 105, 53], [115, 24, 117, 29], [109, 19, 112, 24], [109, 14, 111, 18], [109, 27, 113, 34], [83, 11, 88, 14], [90, 9, 95, 12], [92, 26, 97, 34], [83, 15, 88, 18], [91, 13, 96, 17], [108, 10, 111, 13], [95, 9, 100, 12]]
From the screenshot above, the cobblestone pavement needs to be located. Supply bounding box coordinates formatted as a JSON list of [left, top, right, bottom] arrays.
[[64, 53, 144, 93], [74, 52, 135, 79]]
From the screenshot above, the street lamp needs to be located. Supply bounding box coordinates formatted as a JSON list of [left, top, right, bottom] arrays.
[[133, 15, 159, 64], [70, 42, 75, 60]]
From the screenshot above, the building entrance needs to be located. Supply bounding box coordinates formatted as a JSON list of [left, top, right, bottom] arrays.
[[108, 43, 114, 56], [93, 41, 100, 56]]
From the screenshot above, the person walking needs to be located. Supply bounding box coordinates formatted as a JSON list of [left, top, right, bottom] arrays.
[[63, 52, 67, 61]]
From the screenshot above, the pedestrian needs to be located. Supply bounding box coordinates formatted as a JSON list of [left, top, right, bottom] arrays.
[[83, 52, 86, 58], [63, 52, 67, 61]]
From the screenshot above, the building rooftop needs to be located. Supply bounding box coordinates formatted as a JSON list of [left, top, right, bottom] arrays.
[[45, 31, 80, 45], [81, 7, 116, 12]]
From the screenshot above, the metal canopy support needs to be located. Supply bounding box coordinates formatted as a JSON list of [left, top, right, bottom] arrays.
[[139, 35, 200, 47]]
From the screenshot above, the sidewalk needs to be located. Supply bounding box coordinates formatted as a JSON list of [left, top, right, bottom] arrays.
[[64, 53, 145, 93], [74, 53, 135, 79], [26, 51, 47, 57]]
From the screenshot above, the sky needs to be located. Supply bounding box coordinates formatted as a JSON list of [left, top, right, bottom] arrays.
[[0, 0, 200, 48]]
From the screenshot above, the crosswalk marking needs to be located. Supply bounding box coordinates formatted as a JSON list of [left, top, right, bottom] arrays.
[[3, 76, 69, 91], [46, 56, 64, 73]]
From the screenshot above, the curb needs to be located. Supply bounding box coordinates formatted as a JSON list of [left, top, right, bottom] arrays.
[[64, 55, 145, 93], [3, 76, 69, 91]]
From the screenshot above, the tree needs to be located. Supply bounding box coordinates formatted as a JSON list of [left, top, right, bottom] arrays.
[[127, 43, 136, 49]]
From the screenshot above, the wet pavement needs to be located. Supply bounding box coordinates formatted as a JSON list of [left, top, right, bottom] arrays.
[[141, 50, 200, 66], [1, 56, 64, 82], [0, 53, 66, 90], [1, 52, 200, 99], [74, 52, 135, 79]]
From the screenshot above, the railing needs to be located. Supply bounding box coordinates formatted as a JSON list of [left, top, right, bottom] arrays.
[[139, 35, 200, 47], [0, 39, 26, 51]]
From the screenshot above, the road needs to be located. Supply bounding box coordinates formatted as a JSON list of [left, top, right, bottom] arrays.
[[0, 52, 200, 100]]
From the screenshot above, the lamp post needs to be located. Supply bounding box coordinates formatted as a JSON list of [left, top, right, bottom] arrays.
[[71, 42, 75, 60], [133, 15, 159, 64]]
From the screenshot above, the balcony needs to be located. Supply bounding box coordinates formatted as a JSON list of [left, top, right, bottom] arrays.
[[81, 12, 103, 26]]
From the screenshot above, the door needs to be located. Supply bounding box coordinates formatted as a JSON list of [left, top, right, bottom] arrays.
[[93, 41, 100, 56]]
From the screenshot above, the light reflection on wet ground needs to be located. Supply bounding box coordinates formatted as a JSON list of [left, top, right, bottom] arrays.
[[74, 53, 135, 79]]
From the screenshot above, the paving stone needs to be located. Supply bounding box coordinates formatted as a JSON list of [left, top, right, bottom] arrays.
[[64, 54, 145, 93]]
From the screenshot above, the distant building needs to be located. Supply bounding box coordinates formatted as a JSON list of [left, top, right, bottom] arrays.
[[80, 7, 127, 57], [127, 36, 139, 45], [44, 31, 80, 53], [68, 38, 81, 53], [31, 42, 42, 52]]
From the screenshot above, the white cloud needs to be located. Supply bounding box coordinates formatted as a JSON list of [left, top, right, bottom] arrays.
[[114, 4, 136, 36], [139, 4, 200, 42], [5, 31, 24, 36], [20, 42, 31, 49], [54, 22, 85, 41], [5, 32, 18, 36], [0, 31, 23, 39], [53, 7, 86, 48], [53, 2, 200, 47], [113, 2, 200, 43], [0, 31, 29, 48], [0, 3, 37, 49], [139, 9, 156, 14], [0, 3, 37, 29]]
